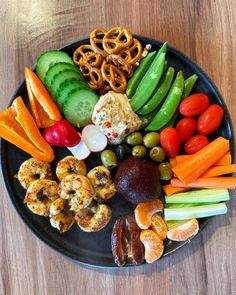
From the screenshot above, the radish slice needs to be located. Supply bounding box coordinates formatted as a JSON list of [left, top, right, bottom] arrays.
[[68, 138, 91, 160], [82, 124, 107, 152]]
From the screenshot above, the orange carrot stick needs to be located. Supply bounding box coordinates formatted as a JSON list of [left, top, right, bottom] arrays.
[[171, 151, 232, 168], [163, 184, 190, 196], [172, 137, 230, 184], [171, 177, 236, 189], [214, 152, 232, 166], [201, 164, 236, 178], [25, 67, 62, 122]]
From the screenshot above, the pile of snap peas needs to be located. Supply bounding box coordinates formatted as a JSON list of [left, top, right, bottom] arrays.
[[126, 42, 198, 131]]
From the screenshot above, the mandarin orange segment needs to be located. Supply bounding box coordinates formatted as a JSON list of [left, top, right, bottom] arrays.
[[140, 229, 164, 263], [151, 214, 168, 240], [134, 199, 163, 229], [166, 218, 199, 241]]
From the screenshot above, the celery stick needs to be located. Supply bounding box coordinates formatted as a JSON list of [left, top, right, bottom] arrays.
[[165, 203, 212, 209], [164, 203, 227, 220], [165, 189, 229, 204]]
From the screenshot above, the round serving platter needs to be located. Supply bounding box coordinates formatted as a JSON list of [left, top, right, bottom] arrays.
[[1, 35, 235, 268]]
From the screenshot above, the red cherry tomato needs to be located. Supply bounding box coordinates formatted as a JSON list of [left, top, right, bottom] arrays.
[[176, 117, 197, 142], [184, 134, 209, 154], [160, 128, 180, 158], [197, 104, 224, 135], [179, 93, 210, 116], [43, 119, 81, 147]]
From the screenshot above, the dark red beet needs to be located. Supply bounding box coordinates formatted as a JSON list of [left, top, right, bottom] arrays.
[[114, 157, 161, 204]]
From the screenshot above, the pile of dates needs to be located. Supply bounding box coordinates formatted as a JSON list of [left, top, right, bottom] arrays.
[[111, 214, 144, 266]]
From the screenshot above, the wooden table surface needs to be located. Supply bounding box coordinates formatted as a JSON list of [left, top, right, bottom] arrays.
[[0, 1, 236, 294]]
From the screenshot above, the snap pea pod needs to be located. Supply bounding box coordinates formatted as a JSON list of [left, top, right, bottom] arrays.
[[156, 42, 167, 58], [164, 60, 168, 72], [160, 74, 199, 129], [145, 70, 184, 131], [182, 74, 198, 99], [130, 43, 167, 111], [138, 66, 175, 115], [130, 52, 166, 112], [139, 108, 158, 129], [126, 51, 157, 98]]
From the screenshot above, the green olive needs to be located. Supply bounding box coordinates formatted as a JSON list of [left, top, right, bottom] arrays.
[[101, 150, 117, 169], [132, 145, 147, 158], [149, 146, 165, 162], [143, 132, 160, 148], [126, 132, 143, 146], [158, 162, 172, 181]]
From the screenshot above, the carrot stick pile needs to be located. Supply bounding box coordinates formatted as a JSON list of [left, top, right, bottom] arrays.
[[165, 137, 236, 195]]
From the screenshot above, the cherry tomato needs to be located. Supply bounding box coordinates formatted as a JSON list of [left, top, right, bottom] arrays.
[[179, 93, 210, 116], [176, 117, 197, 142], [184, 134, 209, 154], [43, 119, 81, 147], [160, 128, 180, 158], [197, 104, 224, 135]]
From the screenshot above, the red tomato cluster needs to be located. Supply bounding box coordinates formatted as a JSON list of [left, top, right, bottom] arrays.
[[160, 93, 224, 157]]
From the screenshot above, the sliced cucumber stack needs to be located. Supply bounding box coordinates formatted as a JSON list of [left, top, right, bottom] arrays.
[[50, 69, 85, 100], [36, 49, 99, 128], [44, 62, 83, 90], [56, 79, 89, 110], [36, 50, 74, 82], [64, 89, 98, 127]]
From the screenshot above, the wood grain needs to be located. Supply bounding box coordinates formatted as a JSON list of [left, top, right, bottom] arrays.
[[0, 0, 236, 294]]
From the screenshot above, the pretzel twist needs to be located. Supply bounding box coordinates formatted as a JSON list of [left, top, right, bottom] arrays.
[[118, 38, 143, 65], [103, 27, 133, 54], [90, 28, 108, 57], [101, 62, 127, 93], [73, 45, 103, 68], [106, 54, 133, 78], [79, 61, 103, 90]]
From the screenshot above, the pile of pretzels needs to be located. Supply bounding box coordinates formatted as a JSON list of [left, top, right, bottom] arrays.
[[73, 27, 145, 94]]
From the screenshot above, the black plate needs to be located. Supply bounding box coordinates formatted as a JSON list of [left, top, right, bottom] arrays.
[[1, 36, 235, 268]]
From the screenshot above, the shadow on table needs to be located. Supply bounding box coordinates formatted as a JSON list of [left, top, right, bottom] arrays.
[[82, 189, 235, 276]]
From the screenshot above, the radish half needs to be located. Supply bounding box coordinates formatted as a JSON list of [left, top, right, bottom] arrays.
[[82, 124, 107, 152], [68, 138, 91, 160]]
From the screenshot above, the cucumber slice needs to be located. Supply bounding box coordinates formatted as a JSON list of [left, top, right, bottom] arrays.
[[36, 50, 74, 82], [63, 89, 98, 127], [56, 79, 89, 111], [44, 62, 83, 90], [50, 69, 84, 100]]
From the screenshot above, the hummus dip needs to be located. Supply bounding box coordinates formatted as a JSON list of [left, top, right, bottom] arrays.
[[92, 91, 141, 144]]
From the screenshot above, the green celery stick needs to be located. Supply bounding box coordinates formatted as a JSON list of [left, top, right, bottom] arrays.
[[164, 203, 227, 220], [165, 189, 230, 204]]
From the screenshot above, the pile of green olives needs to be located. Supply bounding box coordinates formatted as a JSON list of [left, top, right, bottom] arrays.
[[125, 131, 172, 180], [99, 132, 173, 181]]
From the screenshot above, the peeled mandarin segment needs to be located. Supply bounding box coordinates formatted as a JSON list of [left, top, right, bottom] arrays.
[[151, 214, 168, 240], [166, 218, 199, 241], [140, 229, 164, 263], [134, 199, 163, 229]]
